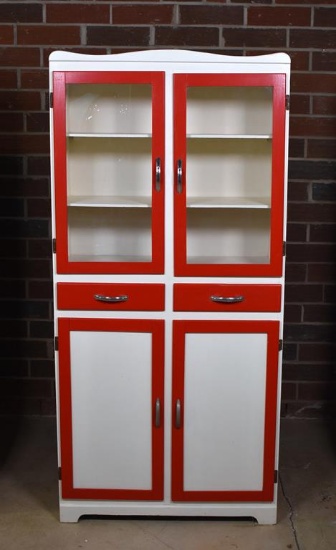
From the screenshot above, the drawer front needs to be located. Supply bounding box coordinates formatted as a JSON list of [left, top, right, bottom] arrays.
[[57, 283, 165, 311], [174, 284, 281, 312]]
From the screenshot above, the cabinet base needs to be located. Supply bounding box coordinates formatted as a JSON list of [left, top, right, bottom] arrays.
[[59, 501, 277, 525]]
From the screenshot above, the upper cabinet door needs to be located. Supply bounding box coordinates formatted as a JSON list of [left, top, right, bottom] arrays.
[[53, 71, 165, 274], [173, 73, 286, 277]]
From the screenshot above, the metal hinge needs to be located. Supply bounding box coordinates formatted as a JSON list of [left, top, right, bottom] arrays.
[[279, 340, 283, 351], [283, 241, 286, 256], [274, 470, 278, 484], [55, 337, 59, 352], [50, 92, 53, 108], [58, 467, 62, 480], [52, 238, 56, 253], [285, 95, 290, 110]]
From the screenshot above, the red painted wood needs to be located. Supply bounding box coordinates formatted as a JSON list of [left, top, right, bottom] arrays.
[[173, 73, 286, 278], [171, 320, 279, 502], [53, 71, 165, 275], [173, 284, 281, 312], [57, 282, 165, 311], [58, 318, 164, 500]]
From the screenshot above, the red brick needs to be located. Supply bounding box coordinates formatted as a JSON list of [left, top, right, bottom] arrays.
[[0, 25, 14, 44], [0, 178, 49, 198], [313, 96, 336, 116], [0, 47, 40, 67], [289, 139, 305, 158], [0, 113, 24, 132], [281, 382, 297, 400], [290, 94, 310, 115], [290, 116, 336, 138], [289, 51, 310, 72], [17, 25, 81, 46], [284, 304, 302, 323], [180, 5, 243, 25], [298, 381, 336, 401], [285, 284, 323, 303], [27, 198, 51, 218], [27, 157, 50, 177], [313, 52, 336, 72], [287, 223, 307, 243], [304, 305, 336, 323], [310, 224, 336, 243], [113, 4, 173, 24], [288, 203, 336, 223], [292, 73, 336, 94], [0, 135, 49, 155], [87, 26, 150, 46], [29, 281, 53, 300], [0, 69, 17, 88], [26, 113, 49, 133], [21, 70, 49, 89], [222, 28, 286, 48], [28, 240, 52, 259], [248, 6, 311, 27], [155, 26, 219, 47], [283, 363, 333, 383], [314, 7, 336, 28], [299, 343, 335, 363], [277, 0, 335, 3], [30, 360, 55, 379], [0, 90, 41, 111], [287, 243, 336, 263], [287, 181, 309, 202], [308, 140, 336, 160], [47, 4, 110, 24], [0, 3, 42, 22], [290, 29, 336, 49], [285, 263, 307, 283], [308, 264, 336, 283]]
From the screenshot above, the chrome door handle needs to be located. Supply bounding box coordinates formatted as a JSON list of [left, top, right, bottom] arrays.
[[210, 295, 244, 304], [94, 294, 128, 303], [155, 398, 161, 428], [155, 157, 161, 192], [175, 399, 182, 429], [177, 159, 183, 194]]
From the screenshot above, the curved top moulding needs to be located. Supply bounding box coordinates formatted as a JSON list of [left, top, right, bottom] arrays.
[[49, 49, 291, 65]]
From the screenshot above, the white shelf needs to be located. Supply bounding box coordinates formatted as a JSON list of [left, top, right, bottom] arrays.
[[69, 254, 152, 263], [68, 196, 152, 208], [187, 134, 272, 140], [187, 255, 269, 265], [67, 133, 152, 139], [187, 197, 271, 209]]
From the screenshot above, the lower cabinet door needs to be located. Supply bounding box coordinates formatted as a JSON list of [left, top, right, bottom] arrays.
[[171, 320, 280, 502], [58, 317, 164, 500]]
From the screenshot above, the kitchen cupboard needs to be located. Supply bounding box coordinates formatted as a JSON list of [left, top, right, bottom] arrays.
[[50, 49, 290, 523]]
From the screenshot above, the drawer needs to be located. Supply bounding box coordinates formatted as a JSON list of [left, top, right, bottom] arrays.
[[173, 284, 281, 312], [57, 283, 165, 311]]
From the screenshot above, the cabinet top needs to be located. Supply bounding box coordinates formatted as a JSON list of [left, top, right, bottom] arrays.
[[49, 49, 291, 65]]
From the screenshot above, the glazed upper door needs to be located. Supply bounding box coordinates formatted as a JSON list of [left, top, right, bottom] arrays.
[[173, 73, 286, 277], [58, 318, 164, 500], [171, 320, 279, 502], [53, 71, 165, 274]]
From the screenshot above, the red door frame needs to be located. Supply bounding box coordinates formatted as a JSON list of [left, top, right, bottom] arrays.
[[53, 71, 165, 274], [58, 317, 164, 500], [173, 73, 286, 277], [171, 320, 279, 502]]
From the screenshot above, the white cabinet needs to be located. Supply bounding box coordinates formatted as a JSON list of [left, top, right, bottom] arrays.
[[50, 49, 290, 524]]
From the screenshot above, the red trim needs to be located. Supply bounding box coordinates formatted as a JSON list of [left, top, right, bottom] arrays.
[[173, 283, 281, 312], [53, 71, 165, 275], [57, 282, 165, 311], [171, 320, 279, 502], [58, 318, 164, 500], [173, 73, 286, 278]]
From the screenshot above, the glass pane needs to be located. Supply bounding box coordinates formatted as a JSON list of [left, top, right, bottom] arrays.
[[185, 85, 273, 266], [65, 83, 153, 263]]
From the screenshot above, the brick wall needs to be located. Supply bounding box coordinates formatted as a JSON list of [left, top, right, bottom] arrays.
[[0, 0, 335, 417]]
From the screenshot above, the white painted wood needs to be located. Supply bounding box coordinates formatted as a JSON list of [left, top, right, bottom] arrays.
[[70, 330, 152, 490], [67, 196, 151, 208], [187, 197, 270, 209], [183, 332, 267, 491]]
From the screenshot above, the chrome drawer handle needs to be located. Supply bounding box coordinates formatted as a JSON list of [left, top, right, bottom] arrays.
[[94, 294, 128, 303], [211, 295, 244, 304]]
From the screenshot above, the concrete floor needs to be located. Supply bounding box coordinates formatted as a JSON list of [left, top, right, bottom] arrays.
[[0, 417, 335, 550]]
